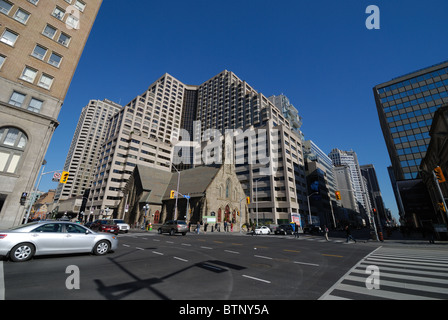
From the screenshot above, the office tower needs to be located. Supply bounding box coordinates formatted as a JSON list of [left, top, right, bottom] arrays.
[[0, 0, 103, 228], [360, 164, 390, 227], [374, 61, 448, 226], [88, 74, 186, 218], [328, 148, 370, 213], [55, 99, 122, 202]]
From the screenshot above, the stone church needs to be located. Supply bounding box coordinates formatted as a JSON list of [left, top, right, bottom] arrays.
[[119, 164, 249, 232]]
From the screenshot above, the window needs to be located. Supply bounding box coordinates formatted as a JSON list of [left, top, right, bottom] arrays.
[[0, 127, 28, 174], [9, 91, 26, 107], [28, 98, 43, 113], [75, 0, 86, 12], [52, 7, 65, 20], [38, 74, 54, 89], [43, 24, 57, 39], [20, 67, 37, 83], [0, 55, 5, 69], [0, 0, 12, 15], [33, 223, 62, 233], [0, 29, 18, 46], [57, 33, 71, 46], [27, 0, 39, 5], [13, 8, 30, 24], [48, 52, 62, 67], [66, 14, 79, 29], [32, 44, 47, 60]]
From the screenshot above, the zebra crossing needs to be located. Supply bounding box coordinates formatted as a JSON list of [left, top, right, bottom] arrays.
[[319, 246, 448, 300]]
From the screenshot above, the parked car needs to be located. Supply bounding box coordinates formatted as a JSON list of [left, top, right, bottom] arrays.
[[0, 221, 118, 262], [254, 226, 271, 235], [89, 220, 119, 235], [303, 225, 322, 234], [113, 219, 130, 233], [275, 224, 294, 235], [158, 220, 188, 236]]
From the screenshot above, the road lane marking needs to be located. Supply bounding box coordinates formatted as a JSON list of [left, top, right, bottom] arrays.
[[242, 275, 271, 284], [254, 255, 273, 260], [284, 249, 301, 253], [201, 246, 213, 250], [294, 261, 320, 267], [181, 243, 191, 246], [224, 250, 240, 254], [174, 257, 188, 262], [322, 254, 343, 258], [122, 244, 130, 247], [136, 247, 144, 251], [152, 251, 164, 255]]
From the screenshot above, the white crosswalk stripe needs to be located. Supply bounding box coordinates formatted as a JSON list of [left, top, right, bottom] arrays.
[[319, 246, 448, 300]]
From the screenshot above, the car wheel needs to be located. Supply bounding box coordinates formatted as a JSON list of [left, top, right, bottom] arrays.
[[170, 229, 175, 236], [10, 243, 35, 262], [93, 240, 110, 256], [158, 228, 162, 234]]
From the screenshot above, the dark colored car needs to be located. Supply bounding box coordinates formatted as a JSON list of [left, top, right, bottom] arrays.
[[275, 224, 294, 235], [158, 220, 188, 236], [89, 220, 119, 235]]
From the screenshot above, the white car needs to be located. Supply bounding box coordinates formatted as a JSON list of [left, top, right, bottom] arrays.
[[254, 226, 271, 235], [113, 219, 130, 233], [0, 221, 118, 262]]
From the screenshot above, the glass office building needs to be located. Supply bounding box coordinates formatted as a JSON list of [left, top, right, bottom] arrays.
[[374, 60, 448, 226]]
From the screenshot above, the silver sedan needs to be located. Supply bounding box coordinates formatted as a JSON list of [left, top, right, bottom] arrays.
[[0, 221, 118, 262]]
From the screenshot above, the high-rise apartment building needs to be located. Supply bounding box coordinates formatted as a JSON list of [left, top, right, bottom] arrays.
[[0, 0, 103, 228], [88, 74, 186, 217], [328, 148, 370, 214], [268, 94, 303, 136], [88, 71, 308, 225], [55, 99, 122, 202], [374, 60, 448, 226]]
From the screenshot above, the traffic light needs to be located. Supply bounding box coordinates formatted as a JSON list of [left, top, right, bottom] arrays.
[[20, 192, 28, 205], [335, 191, 342, 201], [434, 167, 446, 183], [439, 203, 446, 213], [60, 171, 69, 184], [170, 190, 175, 199], [246, 197, 250, 205]]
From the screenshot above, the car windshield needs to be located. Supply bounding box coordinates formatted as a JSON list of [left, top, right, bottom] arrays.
[[177, 221, 186, 225], [114, 220, 125, 223]]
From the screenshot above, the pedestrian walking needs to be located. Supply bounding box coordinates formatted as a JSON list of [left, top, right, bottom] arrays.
[[196, 221, 201, 234], [324, 225, 329, 241], [345, 225, 356, 243], [294, 223, 300, 238], [204, 222, 208, 234]]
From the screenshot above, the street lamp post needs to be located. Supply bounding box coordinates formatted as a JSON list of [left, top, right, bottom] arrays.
[[171, 164, 181, 220]]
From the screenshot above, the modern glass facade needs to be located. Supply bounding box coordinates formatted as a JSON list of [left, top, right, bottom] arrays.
[[374, 60, 448, 226]]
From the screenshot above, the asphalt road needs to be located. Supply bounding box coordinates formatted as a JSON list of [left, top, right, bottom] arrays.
[[1, 231, 379, 301]]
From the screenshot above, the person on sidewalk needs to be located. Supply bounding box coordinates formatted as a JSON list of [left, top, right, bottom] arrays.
[[345, 225, 356, 243], [324, 225, 329, 241]]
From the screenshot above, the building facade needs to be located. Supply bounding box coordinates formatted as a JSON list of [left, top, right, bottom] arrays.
[[55, 99, 121, 202], [0, 0, 103, 228], [374, 60, 448, 227]]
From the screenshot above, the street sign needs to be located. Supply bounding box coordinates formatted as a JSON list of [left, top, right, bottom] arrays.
[[52, 172, 62, 182], [184, 195, 191, 199]]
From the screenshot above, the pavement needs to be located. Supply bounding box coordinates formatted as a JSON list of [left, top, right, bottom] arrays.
[[127, 227, 448, 247]]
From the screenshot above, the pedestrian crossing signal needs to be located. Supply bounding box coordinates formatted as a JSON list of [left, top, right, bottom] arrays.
[[60, 171, 69, 184]]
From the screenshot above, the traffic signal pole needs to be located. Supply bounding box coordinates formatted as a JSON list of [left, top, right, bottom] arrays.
[[433, 169, 448, 222]]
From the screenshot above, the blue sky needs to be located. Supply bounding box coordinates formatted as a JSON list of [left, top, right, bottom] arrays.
[[40, 0, 448, 221]]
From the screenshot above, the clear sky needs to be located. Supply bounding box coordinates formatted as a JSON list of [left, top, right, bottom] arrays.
[[39, 0, 448, 222]]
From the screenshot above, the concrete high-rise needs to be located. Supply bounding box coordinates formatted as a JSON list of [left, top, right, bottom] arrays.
[[373, 60, 448, 226], [0, 0, 103, 228], [55, 99, 122, 202]]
